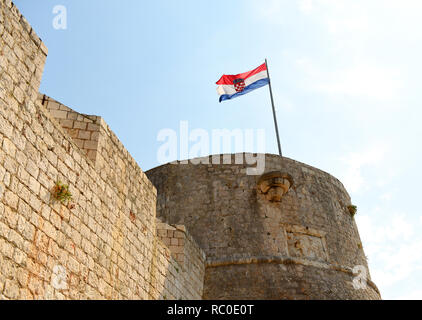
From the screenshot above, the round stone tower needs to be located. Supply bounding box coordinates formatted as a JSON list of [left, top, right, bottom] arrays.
[[146, 154, 381, 300]]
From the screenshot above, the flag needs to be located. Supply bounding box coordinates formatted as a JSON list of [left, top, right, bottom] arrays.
[[216, 62, 269, 102]]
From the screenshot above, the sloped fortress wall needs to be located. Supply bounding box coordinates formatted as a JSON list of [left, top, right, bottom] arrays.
[[0, 0, 205, 300], [38, 94, 102, 164], [146, 154, 381, 300]]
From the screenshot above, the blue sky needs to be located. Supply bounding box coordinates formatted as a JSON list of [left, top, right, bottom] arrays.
[[14, 0, 422, 299]]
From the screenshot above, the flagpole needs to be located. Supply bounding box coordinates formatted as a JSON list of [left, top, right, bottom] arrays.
[[265, 58, 283, 157]]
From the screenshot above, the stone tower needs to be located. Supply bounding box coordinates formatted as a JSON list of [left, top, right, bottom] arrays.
[[146, 154, 381, 299]]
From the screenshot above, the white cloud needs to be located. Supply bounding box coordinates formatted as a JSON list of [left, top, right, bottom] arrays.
[[253, 0, 422, 42], [338, 143, 390, 193], [358, 214, 414, 244], [251, 0, 289, 25], [379, 192, 393, 202], [357, 213, 422, 291], [307, 0, 369, 29], [254, 0, 411, 101], [295, 58, 403, 100], [314, 64, 402, 100], [371, 240, 422, 288], [298, 0, 314, 14]]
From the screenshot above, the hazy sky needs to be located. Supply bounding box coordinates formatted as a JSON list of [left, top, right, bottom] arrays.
[[14, 0, 422, 299]]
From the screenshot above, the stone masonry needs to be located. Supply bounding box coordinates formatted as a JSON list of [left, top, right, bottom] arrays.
[[0, 0, 204, 300], [146, 155, 381, 300], [38, 94, 101, 164], [1, 0, 380, 300]]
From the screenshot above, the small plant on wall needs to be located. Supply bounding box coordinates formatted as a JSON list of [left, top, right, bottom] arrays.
[[52, 180, 73, 207], [347, 205, 357, 217]]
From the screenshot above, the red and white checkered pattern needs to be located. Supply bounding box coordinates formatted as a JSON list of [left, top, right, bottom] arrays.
[[234, 79, 246, 92]]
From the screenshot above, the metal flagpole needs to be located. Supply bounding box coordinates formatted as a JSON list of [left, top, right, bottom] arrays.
[[265, 58, 283, 157]]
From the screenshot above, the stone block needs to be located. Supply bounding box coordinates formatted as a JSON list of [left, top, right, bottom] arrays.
[[78, 130, 91, 140], [4, 279, 19, 299], [73, 121, 87, 130], [50, 109, 67, 120], [83, 140, 97, 150], [59, 119, 74, 129]]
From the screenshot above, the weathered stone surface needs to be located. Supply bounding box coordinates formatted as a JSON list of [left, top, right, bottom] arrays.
[[0, 1, 204, 300], [146, 154, 381, 300]]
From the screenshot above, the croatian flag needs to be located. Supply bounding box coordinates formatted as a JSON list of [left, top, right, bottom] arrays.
[[216, 62, 269, 102]]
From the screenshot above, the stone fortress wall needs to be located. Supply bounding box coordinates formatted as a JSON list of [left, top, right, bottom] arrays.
[[0, 0, 204, 300], [146, 155, 381, 299], [0, 0, 380, 300]]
